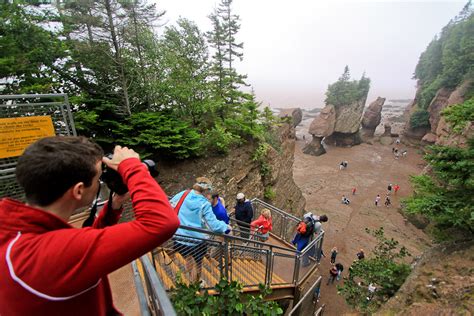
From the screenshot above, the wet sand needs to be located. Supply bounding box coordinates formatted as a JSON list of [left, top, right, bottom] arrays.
[[293, 139, 431, 315]]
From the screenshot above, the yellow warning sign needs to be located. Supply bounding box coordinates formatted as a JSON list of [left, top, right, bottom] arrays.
[[0, 116, 55, 159]]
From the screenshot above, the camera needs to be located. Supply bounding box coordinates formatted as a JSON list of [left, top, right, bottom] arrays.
[[101, 154, 159, 195]]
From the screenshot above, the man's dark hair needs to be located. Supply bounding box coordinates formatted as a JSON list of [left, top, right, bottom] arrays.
[[319, 215, 328, 222], [211, 193, 219, 199], [16, 136, 104, 206]]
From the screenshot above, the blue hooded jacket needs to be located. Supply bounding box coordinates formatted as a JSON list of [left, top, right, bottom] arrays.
[[212, 198, 230, 224], [171, 190, 228, 245]]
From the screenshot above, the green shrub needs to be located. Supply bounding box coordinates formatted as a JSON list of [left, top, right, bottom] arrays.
[[442, 98, 474, 133], [409, 109, 431, 129], [418, 78, 442, 109], [264, 186, 276, 201], [405, 139, 474, 234], [325, 66, 371, 107], [338, 227, 411, 314], [170, 276, 283, 315], [115, 111, 202, 159], [252, 143, 270, 162], [202, 124, 242, 155]]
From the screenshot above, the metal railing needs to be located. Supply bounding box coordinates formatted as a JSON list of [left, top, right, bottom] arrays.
[[251, 198, 301, 244], [152, 224, 301, 290], [133, 255, 177, 316], [288, 276, 323, 315]]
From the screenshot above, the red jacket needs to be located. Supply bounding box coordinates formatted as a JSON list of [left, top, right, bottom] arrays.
[[250, 215, 273, 234], [0, 158, 179, 316]]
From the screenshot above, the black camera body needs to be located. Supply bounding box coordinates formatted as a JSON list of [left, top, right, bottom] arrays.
[[101, 155, 158, 195]]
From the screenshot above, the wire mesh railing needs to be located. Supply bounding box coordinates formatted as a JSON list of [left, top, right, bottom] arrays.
[[295, 233, 325, 284], [150, 224, 302, 292], [251, 198, 301, 244]]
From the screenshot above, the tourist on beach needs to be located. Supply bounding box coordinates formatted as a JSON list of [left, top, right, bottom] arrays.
[[327, 264, 339, 285], [234, 192, 254, 239], [387, 183, 393, 195], [330, 246, 338, 264], [394, 184, 400, 194], [250, 208, 273, 242], [367, 283, 377, 301], [385, 195, 391, 207], [402, 150, 407, 157], [396, 138, 401, 144], [343, 161, 348, 169], [339, 161, 344, 170], [375, 194, 381, 206], [352, 187, 357, 195], [335, 262, 344, 281], [341, 195, 350, 205], [392, 147, 395, 154], [357, 249, 365, 260]]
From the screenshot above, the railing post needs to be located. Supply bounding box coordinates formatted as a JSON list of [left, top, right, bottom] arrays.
[[316, 232, 324, 262], [224, 238, 230, 280], [265, 248, 273, 286], [279, 215, 285, 239], [293, 254, 301, 283]]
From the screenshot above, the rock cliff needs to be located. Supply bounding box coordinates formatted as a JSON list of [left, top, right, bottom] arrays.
[[361, 97, 386, 139], [157, 123, 306, 214], [405, 80, 473, 147], [302, 105, 336, 156], [278, 108, 303, 128], [304, 94, 384, 155]]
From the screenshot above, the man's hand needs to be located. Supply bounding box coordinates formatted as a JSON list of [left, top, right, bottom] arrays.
[[102, 145, 140, 171], [111, 192, 130, 210]]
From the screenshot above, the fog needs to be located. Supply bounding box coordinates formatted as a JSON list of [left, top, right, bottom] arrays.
[[157, 0, 466, 109]]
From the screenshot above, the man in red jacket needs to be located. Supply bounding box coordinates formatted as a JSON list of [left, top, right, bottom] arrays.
[[0, 136, 180, 315]]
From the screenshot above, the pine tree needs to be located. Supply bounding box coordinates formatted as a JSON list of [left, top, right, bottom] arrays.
[[207, 0, 248, 119], [121, 0, 165, 109], [159, 18, 212, 126]]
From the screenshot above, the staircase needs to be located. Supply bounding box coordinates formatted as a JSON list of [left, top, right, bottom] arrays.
[[122, 198, 325, 315], [152, 247, 286, 290]]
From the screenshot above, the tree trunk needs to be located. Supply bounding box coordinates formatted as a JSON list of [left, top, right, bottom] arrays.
[[104, 0, 131, 116]]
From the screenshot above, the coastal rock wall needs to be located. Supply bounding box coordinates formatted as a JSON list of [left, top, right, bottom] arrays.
[[404, 80, 473, 147], [279, 108, 303, 128], [157, 123, 306, 214], [361, 97, 386, 139]]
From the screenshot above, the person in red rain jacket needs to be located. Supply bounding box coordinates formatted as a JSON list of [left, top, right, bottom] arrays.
[[0, 136, 179, 316], [250, 208, 273, 241]]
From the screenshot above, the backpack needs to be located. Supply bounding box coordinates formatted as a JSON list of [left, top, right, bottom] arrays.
[[297, 217, 314, 237]]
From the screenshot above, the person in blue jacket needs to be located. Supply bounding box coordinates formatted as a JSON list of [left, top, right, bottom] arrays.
[[211, 193, 230, 224], [171, 177, 230, 281]]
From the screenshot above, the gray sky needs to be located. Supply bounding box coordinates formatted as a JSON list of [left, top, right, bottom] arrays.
[[157, 0, 466, 109]]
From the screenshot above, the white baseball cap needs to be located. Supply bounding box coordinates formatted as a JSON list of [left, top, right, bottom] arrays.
[[236, 192, 245, 200]]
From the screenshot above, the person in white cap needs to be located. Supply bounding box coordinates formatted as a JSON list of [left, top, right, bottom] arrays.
[[234, 192, 253, 239]]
